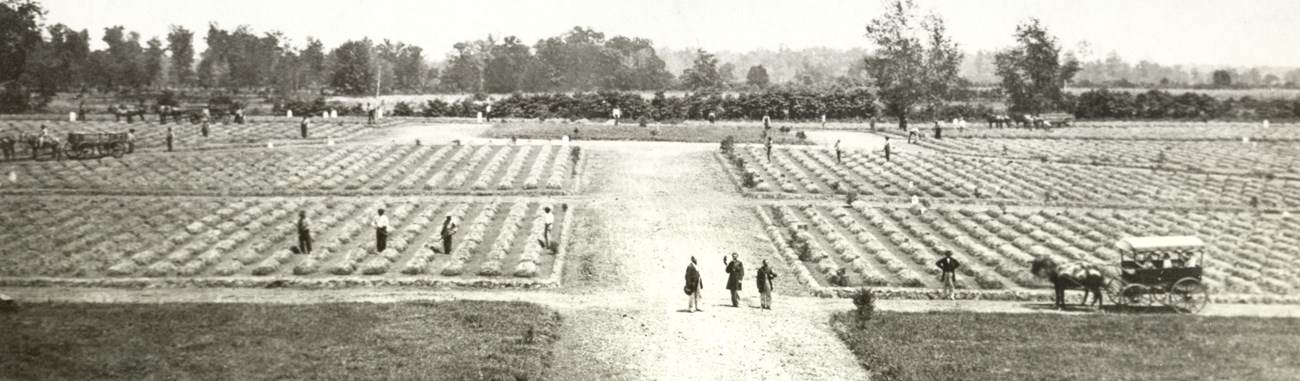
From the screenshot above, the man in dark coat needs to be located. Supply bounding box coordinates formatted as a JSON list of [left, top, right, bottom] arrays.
[[439, 215, 458, 255], [297, 211, 312, 255], [685, 257, 703, 312], [884, 137, 893, 162], [756, 259, 778, 309], [723, 252, 745, 307], [936, 250, 961, 300]]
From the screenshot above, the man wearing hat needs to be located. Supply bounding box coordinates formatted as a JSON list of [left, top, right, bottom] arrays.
[[935, 250, 961, 300], [723, 252, 745, 307], [685, 257, 703, 312]]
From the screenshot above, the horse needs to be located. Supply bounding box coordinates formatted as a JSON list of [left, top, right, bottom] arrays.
[[985, 114, 1011, 128], [112, 106, 149, 123], [1030, 257, 1106, 309], [0, 136, 16, 161], [20, 133, 63, 160]]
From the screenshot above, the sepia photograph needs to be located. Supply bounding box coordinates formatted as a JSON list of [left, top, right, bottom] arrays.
[[1, 0, 1298, 379]]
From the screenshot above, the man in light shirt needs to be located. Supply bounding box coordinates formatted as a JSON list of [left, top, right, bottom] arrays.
[[542, 206, 555, 250], [372, 208, 390, 252]]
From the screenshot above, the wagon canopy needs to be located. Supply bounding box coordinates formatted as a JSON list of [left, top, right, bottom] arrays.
[[1116, 236, 1205, 253]]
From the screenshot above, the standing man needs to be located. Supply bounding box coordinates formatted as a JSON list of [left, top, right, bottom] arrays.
[[821, 113, 827, 128], [936, 250, 961, 300], [933, 120, 942, 140], [372, 208, 390, 252], [485, 103, 493, 122], [439, 215, 457, 255], [541, 206, 555, 250], [367, 103, 376, 125], [762, 112, 771, 130], [300, 116, 310, 139], [166, 125, 175, 152], [159, 104, 169, 124], [708, 111, 717, 124], [685, 257, 703, 312], [765, 137, 773, 161], [908, 124, 919, 144], [723, 252, 745, 307], [126, 129, 136, 154], [883, 137, 893, 162], [297, 211, 312, 255], [834, 139, 842, 164], [200, 115, 211, 138], [611, 106, 622, 126], [755, 260, 778, 309]]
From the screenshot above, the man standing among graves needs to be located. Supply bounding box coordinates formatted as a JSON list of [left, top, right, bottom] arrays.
[[166, 125, 175, 152], [485, 103, 493, 122], [765, 137, 773, 161], [372, 208, 390, 252], [297, 211, 312, 255], [541, 206, 555, 250], [834, 139, 843, 164], [884, 136, 893, 162], [936, 250, 960, 300], [756, 259, 778, 309], [933, 120, 942, 140], [685, 257, 703, 312], [723, 252, 745, 307], [439, 215, 457, 255], [611, 106, 622, 126], [300, 116, 310, 139], [126, 129, 136, 154]]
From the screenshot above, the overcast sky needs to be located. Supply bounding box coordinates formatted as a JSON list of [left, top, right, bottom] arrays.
[[37, 0, 1300, 67]]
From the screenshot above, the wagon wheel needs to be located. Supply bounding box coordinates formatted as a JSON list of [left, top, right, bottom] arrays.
[[1104, 278, 1127, 306], [64, 143, 83, 159], [1115, 284, 1150, 311], [109, 142, 126, 158], [1169, 278, 1209, 314]]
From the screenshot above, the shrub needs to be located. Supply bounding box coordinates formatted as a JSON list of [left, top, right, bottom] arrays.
[[828, 268, 851, 287], [720, 135, 736, 153], [779, 126, 791, 134], [796, 131, 808, 140], [852, 288, 876, 324]]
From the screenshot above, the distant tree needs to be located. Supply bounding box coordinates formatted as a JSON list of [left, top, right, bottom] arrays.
[[441, 40, 488, 93], [167, 25, 195, 87], [994, 18, 1080, 115], [0, 0, 44, 86], [863, 0, 963, 129], [144, 37, 165, 87], [300, 38, 326, 88], [1211, 70, 1232, 88], [680, 49, 724, 91], [746, 65, 770, 88], [484, 36, 531, 93], [329, 39, 376, 95], [718, 62, 737, 87]]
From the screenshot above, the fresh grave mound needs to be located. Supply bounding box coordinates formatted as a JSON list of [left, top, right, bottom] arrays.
[[0, 300, 562, 381]]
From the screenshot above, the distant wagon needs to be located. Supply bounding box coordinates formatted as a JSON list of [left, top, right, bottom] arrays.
[[1108, 236, 1210, 313], [65, 131, 130, 159]]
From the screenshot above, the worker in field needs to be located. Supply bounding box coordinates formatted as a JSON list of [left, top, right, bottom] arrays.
[[126, 129, 136, 154], [765, 136, 773, 161], [372, 208, 390, 252], [907, 124, 919, 144], [300, 116, 311, 139], [366, 103, 377, 125], [611, 106, 622, 126], [835, 139, 843, 164], [541, 206, 555, 251], [439, 215, 457, 255], [763, 112, 771, 129], [485, 103, 493, 122], [165, 125, 175, 152], [933, 120, 942, 140], [723, 252, 745, 307], [708, 111, 717, 124], [756, 259, 778, 309], [297, 211, 312, 255], [159, 104, 169, 124], [883, 136, 892, 162], [936, 250, 960, 300], [200, 114, 211, 138]]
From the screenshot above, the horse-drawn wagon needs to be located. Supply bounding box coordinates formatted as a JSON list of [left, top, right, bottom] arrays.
[[65, 131, 130, 159], [1108, 236, 1210, 313]]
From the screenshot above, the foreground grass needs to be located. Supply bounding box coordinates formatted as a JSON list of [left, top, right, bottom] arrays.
[[484, 122, 812, 144], [0, 301, 561, 381], [832, 311, 1300, 381]]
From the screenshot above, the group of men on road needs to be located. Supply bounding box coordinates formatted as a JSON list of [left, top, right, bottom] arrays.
[[684, 253, 779, 312]]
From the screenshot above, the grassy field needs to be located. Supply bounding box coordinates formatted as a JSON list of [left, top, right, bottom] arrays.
[[0, 301, 561, 380], [483, 122, 813, 145], [832, 311, 1300, 380]]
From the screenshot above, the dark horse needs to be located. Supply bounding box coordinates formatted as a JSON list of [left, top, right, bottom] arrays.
[[1030, 257, 1106, 309], [112, 106, 149, 123], [20, 133, 63, 160], [0, 134, 16, 161]]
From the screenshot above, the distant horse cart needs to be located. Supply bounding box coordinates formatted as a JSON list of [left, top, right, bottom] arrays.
[[1107, 236, 1210, 313], [64, 132, 130, 159]]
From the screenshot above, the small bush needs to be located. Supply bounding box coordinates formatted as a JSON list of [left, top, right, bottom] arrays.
[[828, 268, 850, 287], [720, 135, 736, 153], [779, 126, 791, 134], [796, 131, 808, 140], [846, 191, 859, 205], [740, 171, 758, 188], [852, 288, 876, 324]]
